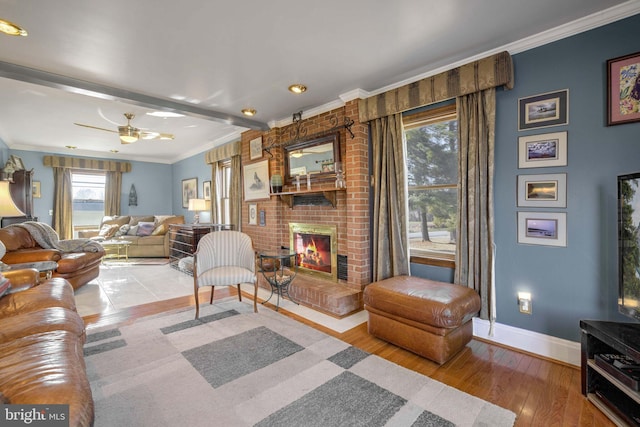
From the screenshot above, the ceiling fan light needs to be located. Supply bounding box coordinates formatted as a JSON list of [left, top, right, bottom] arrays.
[[0, 19, 27, 36], [118, 124, 139, 144]]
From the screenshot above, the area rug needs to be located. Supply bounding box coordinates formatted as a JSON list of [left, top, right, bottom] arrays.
[[84, 300, 516, 426]]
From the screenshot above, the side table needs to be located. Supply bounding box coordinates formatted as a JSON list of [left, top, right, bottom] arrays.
[[259, 250, 300, 311], [99, 239, 132, 262]]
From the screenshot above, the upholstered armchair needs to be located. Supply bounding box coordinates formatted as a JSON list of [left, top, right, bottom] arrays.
[[193, 231, 257, 318]]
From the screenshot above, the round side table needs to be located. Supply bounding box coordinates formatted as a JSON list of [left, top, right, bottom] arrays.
[[258, 250, 300, 311]]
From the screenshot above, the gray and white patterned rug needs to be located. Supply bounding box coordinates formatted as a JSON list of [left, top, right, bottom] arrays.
[[84, 300, 516, 426]]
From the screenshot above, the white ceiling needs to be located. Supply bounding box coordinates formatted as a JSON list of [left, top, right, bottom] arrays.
[[0, 0, 637, 164]]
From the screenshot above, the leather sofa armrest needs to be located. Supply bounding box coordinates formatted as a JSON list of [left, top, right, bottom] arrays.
[[2, 249, 62, 264], [3, 268, 40, 292]]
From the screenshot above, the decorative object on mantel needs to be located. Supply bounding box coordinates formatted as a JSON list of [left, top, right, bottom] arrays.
[[128, 184, 137, 206], [306, 173, 311, 190], [295, 175, 301, 191], [270, 174, 283, 194], [263, 111, 355, 158], [335, 161, 346, 189]]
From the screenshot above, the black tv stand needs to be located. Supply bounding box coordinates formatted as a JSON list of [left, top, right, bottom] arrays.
[[581, 320, 640, 426]]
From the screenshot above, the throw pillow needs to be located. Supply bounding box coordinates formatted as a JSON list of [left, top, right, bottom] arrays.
[[127, 225, 139, 236], [98, 224, 119, 239], [114, 224, 131, 237], [136, 222, 155, 237], [151, 224, 167, 236]]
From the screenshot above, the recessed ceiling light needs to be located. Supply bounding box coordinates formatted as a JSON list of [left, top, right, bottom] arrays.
[[65, 145, 77, 149], [241, 108, 257, 117], [110, 149, 119, 153], [0, 19, 27, 36], [146, 111, 185, 118], [288, 84, 307, 94]]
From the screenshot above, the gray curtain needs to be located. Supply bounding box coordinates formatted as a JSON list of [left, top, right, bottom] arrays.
[[230, 155, 241, 230], [52, 167, 73, 239], [371, 113, 410, 281], [455, 88, 496, 323], [104, 171, 122, 216]]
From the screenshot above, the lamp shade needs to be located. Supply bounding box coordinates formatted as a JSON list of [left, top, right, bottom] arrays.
[[0, 180, 24, 217], [188, 198, 209, 212]]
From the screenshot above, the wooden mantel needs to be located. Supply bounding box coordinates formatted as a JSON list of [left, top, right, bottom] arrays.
[[272, 188, 346, 208]]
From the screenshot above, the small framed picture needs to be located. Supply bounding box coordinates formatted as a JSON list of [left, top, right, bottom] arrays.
[[250, 136, 263, 160], [518, 89, 568, 131], [248, 203, 257, 225], [517, 173, 566, 208], [182, 178, 197, 208], [518, 131, 567, 168], [517, 211, 567, 247], [259, 210, 266, 227], [203, 181, 211, 201], [32, 181, 41, 198], [607, 51, 640, 126], [9, 155, 25, 170]]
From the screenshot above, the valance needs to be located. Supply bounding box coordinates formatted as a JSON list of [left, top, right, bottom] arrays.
[[205, 140, 241, 164], [358, 51, 513, 123], [43, 155, 131, 172]]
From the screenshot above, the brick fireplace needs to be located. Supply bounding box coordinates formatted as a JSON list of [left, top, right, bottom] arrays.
[[241, 100, 370, 317], [290, 223, 337, 281]]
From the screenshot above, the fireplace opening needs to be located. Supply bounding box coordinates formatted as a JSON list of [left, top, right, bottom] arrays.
[[289, 223, 337, 281]]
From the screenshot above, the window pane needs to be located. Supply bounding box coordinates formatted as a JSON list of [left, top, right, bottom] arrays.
[[405, 117, 458, 259], [71, 172, 106, 235]]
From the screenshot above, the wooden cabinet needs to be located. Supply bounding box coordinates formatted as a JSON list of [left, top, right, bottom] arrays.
[[2, 169, 37, 227], [168, 224, 233, 274], [580, 320, 640, 426]]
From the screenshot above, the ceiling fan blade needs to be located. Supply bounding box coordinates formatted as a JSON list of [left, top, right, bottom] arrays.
[[140, 130, 174, 140], [74, 122, 118, 133]]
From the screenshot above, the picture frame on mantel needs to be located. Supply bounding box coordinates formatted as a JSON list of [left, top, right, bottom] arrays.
[[607, 50, 640, 126]]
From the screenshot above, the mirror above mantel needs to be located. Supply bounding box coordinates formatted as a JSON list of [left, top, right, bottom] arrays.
[[284, 132, 340, 185]]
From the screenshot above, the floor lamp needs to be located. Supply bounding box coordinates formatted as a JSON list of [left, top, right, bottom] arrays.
[[0, 180, 25, 271]]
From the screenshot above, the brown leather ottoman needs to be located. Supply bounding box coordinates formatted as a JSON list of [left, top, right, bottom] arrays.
[[364, 275, 481, 364]]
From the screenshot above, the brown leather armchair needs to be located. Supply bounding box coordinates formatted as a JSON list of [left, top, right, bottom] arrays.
[[0, 226, 104, 289]]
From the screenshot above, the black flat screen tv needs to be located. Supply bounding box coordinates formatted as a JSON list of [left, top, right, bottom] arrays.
[[618, 172, 640, 322]]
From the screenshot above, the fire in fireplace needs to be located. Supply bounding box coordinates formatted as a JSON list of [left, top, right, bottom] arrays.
[[289, 223, 337, 281]]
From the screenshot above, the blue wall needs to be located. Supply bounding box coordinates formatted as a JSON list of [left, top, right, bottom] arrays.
[[170, 153, 212, 224], [411, 15, 640, 342]]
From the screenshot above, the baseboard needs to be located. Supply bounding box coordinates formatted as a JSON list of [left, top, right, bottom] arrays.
[[472, 318, 581, 367]]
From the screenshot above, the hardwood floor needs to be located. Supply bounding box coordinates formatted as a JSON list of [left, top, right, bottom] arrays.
[[82, 288, 615, 426]]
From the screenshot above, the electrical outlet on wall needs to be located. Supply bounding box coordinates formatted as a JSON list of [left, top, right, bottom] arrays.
[[49, 209, 53, 216], [518, 292, 532, 314]]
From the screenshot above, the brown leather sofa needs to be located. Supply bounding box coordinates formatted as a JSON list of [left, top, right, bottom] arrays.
[[0, 269, 94, 427], [364, 275, 481, 364], [0, 226, 105, 290]]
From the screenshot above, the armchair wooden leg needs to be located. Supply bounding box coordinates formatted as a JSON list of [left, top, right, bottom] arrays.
[[195, 287, 200, 319], [253, 281, 258, 313], [237, 284, 242, 302], [210, 287, 214, 304]]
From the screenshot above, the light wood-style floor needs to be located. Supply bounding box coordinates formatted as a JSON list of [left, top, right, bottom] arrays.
[[82, 287, 615, 427]]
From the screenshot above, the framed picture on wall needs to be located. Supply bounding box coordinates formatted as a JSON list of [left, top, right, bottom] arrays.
[[518, 89, 569, 130], [32, 181, 41, 198], [203, 181, 211, 201], [518, 131, 567, 168], [182, 178, 197, 208], [248, 203, 257, 225], [243, 159, 270, 201], [517, 211, 567, 247], [250, 136, 263, 160], [517, 173, 566, 208], [607, 51, 640, 126]]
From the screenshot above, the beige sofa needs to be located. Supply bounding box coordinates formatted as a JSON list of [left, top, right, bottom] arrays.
[[80, 215, 184, 258]]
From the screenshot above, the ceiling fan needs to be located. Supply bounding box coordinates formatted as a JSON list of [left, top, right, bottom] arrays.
[[74, 113, 175, 144]]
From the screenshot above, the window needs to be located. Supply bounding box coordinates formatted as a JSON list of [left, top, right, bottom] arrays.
[[403, 103, 458, 266], [71, 171, 106, 237], [217, 161, 232, 224]]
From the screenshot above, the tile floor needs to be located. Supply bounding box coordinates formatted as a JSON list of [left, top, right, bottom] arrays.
[[74, 262, 367, 333]]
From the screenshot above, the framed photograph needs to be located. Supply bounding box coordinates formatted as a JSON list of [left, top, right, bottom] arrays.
[[9, 155, 25, 170], [517, 173, 566, 208], [250, 136, 263, 160], [182, 178, 198, 208], [518, 131, 567, 168], [248, 203, 257, 225], [517, 211, 567, 247], [518, 89, 568, 131], [243, 159, 270, 201], [32, 181, 41, 198], [203, 180, 211, 201], [259, 210, 266, 227], [607, 51, 640, 126]]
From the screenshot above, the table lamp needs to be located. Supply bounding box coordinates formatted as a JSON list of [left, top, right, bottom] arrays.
[[188, 198, 209, 224], [0, 180, 25, 270]]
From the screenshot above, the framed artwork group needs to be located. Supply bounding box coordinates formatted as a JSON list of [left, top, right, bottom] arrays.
[[516, 89, 569, 247]]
